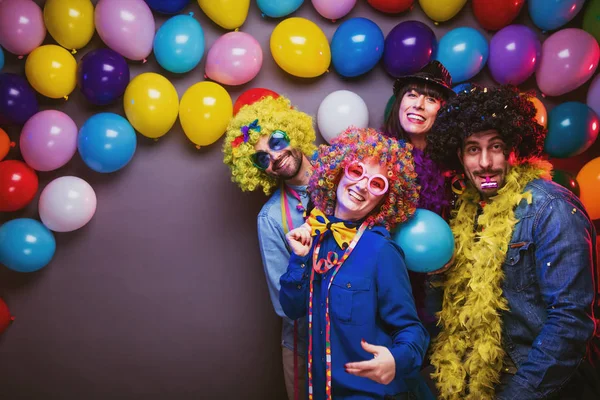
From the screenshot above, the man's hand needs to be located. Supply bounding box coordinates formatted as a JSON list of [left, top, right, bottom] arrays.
[[345, 340, 396, 385], [427, 253, 455, 275], [285, 223, 313, 257]]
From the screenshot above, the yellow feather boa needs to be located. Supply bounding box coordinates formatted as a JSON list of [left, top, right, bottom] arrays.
[[430, 160, 552, 400]]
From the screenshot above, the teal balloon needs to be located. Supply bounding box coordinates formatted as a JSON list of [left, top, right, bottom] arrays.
[[435, 27, 489, 83], [0, 46, 4, 71], [257, 0, 303, 18], [392, 209, 454, 273], [529, 0, 585, 31], [545, 102, 600, 158], [154, 14, 204, 74], [552, 169, 580, 197], [0, 218, 56, 273]]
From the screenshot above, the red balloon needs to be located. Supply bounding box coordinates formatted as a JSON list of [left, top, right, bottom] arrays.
[[233, 88, 280, 115], [0, 160, 39, 212], [472, 0, 525, 31], [0, 298, 14, 335], [367, 0, 413, 13]]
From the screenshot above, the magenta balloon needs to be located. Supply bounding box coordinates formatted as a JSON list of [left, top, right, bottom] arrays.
[[0, 0, 46, 56], [488, 25, 541, 85], [205, 32, 263, 86], [20, 110, 78, 171], [95, 0, 155, 61], [587, 74, 600, 118], [536, 28, 599, 97]]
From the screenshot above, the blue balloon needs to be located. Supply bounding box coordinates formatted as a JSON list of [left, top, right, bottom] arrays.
[[257, 0, 303, 18], [545, 102, 600, 158], [435, 27, 489, 84], [0, 218, 56, 273], [452, 82, 473, 94], [154, 14, 204, 74], [529, 0, 585, 31], [331, 17, 385, 78], [144, 0, 190, 14], [392, 209, 454, 273], [0, 46, 4, 71], [78, 113, 137, 173]]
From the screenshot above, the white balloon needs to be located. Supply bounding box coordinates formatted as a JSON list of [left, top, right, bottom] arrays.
[[317, 90, 369, 143], [39, 176, 97, 233]]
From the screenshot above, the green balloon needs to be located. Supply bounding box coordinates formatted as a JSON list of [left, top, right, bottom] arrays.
[[384, 94, 395, 122], [552, 169, 581, 197], [583, 0, 600, 44]]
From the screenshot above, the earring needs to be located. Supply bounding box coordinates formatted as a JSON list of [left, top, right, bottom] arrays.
[[451, 173, 466, 195]]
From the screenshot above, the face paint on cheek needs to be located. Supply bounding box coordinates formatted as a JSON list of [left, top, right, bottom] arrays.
[[481, 176, 498, 189]]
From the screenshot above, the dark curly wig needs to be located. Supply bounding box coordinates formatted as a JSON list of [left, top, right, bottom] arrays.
[[427, 85, 547, 172]]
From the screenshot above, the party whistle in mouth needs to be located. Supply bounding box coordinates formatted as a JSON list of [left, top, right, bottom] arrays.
[[481, 176, 498, 189]]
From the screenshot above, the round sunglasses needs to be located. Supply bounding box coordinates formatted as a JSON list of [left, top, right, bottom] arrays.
[[344, 162, 389, 196], [251, 130, 291, 170]]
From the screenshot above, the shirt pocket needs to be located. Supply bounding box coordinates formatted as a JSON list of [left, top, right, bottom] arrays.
[[330, 276, 372, 326], [503, 241, 536, 292]]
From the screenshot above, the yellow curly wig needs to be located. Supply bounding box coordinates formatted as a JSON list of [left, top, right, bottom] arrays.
[[222, 96, 317, 195]]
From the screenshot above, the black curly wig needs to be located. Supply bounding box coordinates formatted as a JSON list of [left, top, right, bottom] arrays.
[[427, 85, 547, 172]]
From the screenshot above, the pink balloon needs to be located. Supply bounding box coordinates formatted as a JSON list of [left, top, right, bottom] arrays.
[[39, 176, 97, 233], [20, 110, 78, 172], [0, 0, 46, 56], [205, 32, 263, 86], [536, 28, 599, 97], [95, 0, 155, 61], [587, 74, 600, 118], [312, 0, 356, 20]]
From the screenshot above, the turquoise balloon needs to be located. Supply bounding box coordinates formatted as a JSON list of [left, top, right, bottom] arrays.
[[0, 46, 4, 71], [0, 218, 56, 273], [257, 0, 303, 18], [435, 27, 489, 83], [529, 0, 585, 31], [392, 209, 454, 273], [545, 102, 600, 158], [154, 14, 204, 74]]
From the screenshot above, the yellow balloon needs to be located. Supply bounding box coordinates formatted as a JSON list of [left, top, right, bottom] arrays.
[[179, 81, 233, 147], [124, 73, 179, 139], [419, 0, 467, 22], [43, 0, 95, 52], [197, 0, 250, 30], [25, 45, 77, 99], [270, 17, 331, 78]]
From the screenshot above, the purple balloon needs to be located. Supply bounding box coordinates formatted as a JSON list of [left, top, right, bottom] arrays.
[[383, 21, 437, 78], [0, 0, 46, 56], [0, 73, 39, 126], [587, 74, 600, 117], [77, 49, 131, 106], [488, 25, 541, 85]]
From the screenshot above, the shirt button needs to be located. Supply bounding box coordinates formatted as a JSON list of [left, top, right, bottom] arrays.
[[297, 284, 302, 290], [301, 263, 305, 269], [320, 330, 323, 335], [346, 282, 352, 288]]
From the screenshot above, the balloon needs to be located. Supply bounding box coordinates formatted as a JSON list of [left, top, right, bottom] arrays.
[[317, 90, 369, 143], [472, 0, 525, 31], [25, 45, 77, 99], [95, 0, 155, 61], [144, 0, 190, 14], [452, 82, 473, 94], [392, 209, 454, 273], [0, 160, 38, 212], [435, 27, 488, 83], [78, 113, 137, 173], [536, 29, 599, 97], [523, 94, 548, 128], [577, 157, 600, 220], [154, 14, 205, 74], [123, 73, 179, 139], [488, 25, 541, 85], [383, 20, 436, 78], [545, 102, 599, 158], [205, 31, 263, 85], [179, 81, 233, 147], [0, 0, 45, 56], [583, 0, 600, 44], [0, 128, 14, 161], [331, 18, 384, 78], [366, 0, 413, 14], [233, 88, 280, 115], [20, 110, 78, 171], [0, 218, 56, 273], [312, 0, 356, 21], [419, 0, 467, 22], [197, 0, 250, 30], [529, 0, 585, 31], [0, 46, 4, 71], [552, 169, 580, 197], [384, 94, 395, 122], [270, 17, 331, 78], [77, 48, 130, 106], [587, 74, 600, 117], [0, 73, 39, 126], [43, 0, 95, 52], [0, 298, 14, 335], [257, 0, 303, 18], [39, 176, 97, 232]]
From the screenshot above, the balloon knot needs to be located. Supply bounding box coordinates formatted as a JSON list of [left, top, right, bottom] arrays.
[[261, 13, 266, 18], [142, 58, 148, 64], [326, 69, 330, 73], [71, 49, 77, 55], [434, 21, 439, 26], [154, 138, 159, 142], [195, 145, 201, 150], [10, 316, 15, 322], [204, 74, 208, 79], [64, 95, 69, 101], [331, 19, 336, 23], [9, 142, 15, 148], [17, 55, 24, 60], [234, 28, 239, 32], [189, 11, 194, 17]]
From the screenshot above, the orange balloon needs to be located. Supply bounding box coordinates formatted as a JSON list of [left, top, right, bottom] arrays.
[[0, 128, 15, 161], [576, 157, 600, 220], [522, 94, 547, 128]]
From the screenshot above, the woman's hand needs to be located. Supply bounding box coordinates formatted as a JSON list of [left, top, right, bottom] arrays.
[[427, 253, 455, 276], [344, 340, 396, 385], [285, 223, 313, 257]]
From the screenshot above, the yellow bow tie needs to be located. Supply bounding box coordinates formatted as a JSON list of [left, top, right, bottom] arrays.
[[306, 209, 359, 249]]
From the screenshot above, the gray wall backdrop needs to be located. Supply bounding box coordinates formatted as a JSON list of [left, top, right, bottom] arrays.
[[1, 1, 598, 399]]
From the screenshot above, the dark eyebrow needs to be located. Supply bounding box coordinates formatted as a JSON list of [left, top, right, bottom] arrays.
[[464, 135, 504, 147]]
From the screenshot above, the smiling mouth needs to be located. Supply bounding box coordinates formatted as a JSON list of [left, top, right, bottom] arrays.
[[407, 113, 426, 123], [348, 189, 365, 202], [272, 155, 289, 171], [480, 175, 499, 189]]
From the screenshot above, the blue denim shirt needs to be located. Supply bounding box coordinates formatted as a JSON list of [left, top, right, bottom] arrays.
[[257, 184, 308, 354]]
